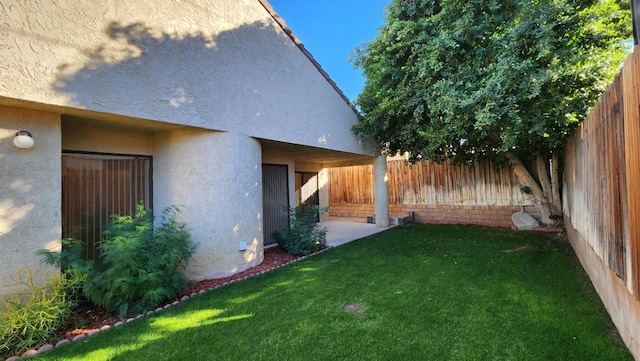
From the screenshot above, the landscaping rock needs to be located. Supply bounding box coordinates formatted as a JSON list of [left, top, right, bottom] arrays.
[[38, 344, 54, 353], [55, 339, 70, 347], [21, 350, 38, 357], [511, 211, 540, 230]]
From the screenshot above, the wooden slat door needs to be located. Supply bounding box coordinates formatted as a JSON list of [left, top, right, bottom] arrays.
[[62, 152, 152, 260], [262, 164, 289, 246]]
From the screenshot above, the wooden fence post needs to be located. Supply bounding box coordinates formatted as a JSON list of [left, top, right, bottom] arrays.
[[623, 49, 640, 297]]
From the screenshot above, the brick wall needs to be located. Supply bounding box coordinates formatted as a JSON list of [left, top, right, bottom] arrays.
[[329, 203, 375, 218], [330, 203, 520, 228]]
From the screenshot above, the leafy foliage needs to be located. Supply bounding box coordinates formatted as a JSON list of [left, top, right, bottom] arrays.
[[353, 0, 631, 163], [39, 204, 197, 316], [0, 269, 85, 359], [38, 237, 92, 275], [274, 206, 327, 256]]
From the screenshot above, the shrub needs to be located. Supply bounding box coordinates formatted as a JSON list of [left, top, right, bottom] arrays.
[[0, 268, 85, 359], [274, 206, 327, 256], [39, 204, 197, 316]]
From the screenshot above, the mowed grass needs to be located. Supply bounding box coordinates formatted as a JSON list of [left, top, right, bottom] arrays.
[[34, 224, 632, 360]]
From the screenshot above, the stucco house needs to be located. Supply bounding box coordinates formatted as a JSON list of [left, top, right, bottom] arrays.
[[0, 0, 390, 298]]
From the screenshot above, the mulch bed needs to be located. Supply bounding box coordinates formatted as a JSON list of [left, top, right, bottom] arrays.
[[58, 247, 303, 340]]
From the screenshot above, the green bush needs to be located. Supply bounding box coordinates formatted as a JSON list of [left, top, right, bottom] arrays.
[[0, 268, 85, 359], [274, 206, 327, 256], [39, 204, 197, 316]]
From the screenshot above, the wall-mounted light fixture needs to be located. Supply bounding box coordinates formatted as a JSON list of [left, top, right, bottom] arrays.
[[13, 131, 34, 149]]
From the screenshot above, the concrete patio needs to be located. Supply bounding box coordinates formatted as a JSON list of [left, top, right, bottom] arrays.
[[320, 218, 393, 247]]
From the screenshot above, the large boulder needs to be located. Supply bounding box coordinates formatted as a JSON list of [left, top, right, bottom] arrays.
[[511, 211, 540, 230]]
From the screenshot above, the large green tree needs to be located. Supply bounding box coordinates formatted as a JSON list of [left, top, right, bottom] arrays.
[[353, 0, 631, 224]]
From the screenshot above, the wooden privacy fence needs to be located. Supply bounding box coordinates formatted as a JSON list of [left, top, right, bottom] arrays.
[[329, 159, 530, 227], [330, 159, 529, 206], [564, 48, 640, 296]]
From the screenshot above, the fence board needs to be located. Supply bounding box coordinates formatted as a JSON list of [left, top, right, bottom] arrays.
[[623, 49, 640, 294], [564, 49, 640, 286], [329, 159, 529, 206]]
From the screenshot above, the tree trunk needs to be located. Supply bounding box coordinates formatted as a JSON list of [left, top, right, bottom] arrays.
[[506, 152, 554, 225], [536, 156, 552, 201], [550, 153, 562, 214]]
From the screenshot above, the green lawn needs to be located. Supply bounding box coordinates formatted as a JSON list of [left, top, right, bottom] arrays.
[[33, 224, 632, 360]]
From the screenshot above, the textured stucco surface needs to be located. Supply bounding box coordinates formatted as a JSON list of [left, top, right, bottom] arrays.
[[0, 0, 378, 291], [154, 130, 264, 280], [374, 155, 390, 227], [61, 124, 265, 281], [0, 106, 61, 297], [0, 0, 368, 156], [62, 121, 154, 155]]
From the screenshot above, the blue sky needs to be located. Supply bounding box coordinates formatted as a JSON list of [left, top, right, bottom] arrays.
[[267, 0, 389, 102]]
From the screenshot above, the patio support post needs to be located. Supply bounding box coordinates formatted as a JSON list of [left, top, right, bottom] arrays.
[[374, 155, 390, 227]]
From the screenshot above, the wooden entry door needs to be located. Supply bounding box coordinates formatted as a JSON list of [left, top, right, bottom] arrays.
[[262, 164, 289, 246]]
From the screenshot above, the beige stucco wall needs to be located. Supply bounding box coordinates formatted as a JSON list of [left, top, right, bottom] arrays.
[[0, 0, 376, 295], [153, 130, 264, 280], [318, 169, 330, 222], [62, 121, 153, 155], [0, 106, 61, 297], [61, 123, 266, 281], [0, 0, 368, 156]]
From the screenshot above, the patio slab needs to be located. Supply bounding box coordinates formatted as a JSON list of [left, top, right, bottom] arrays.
[[319, 220, 393, 247]]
